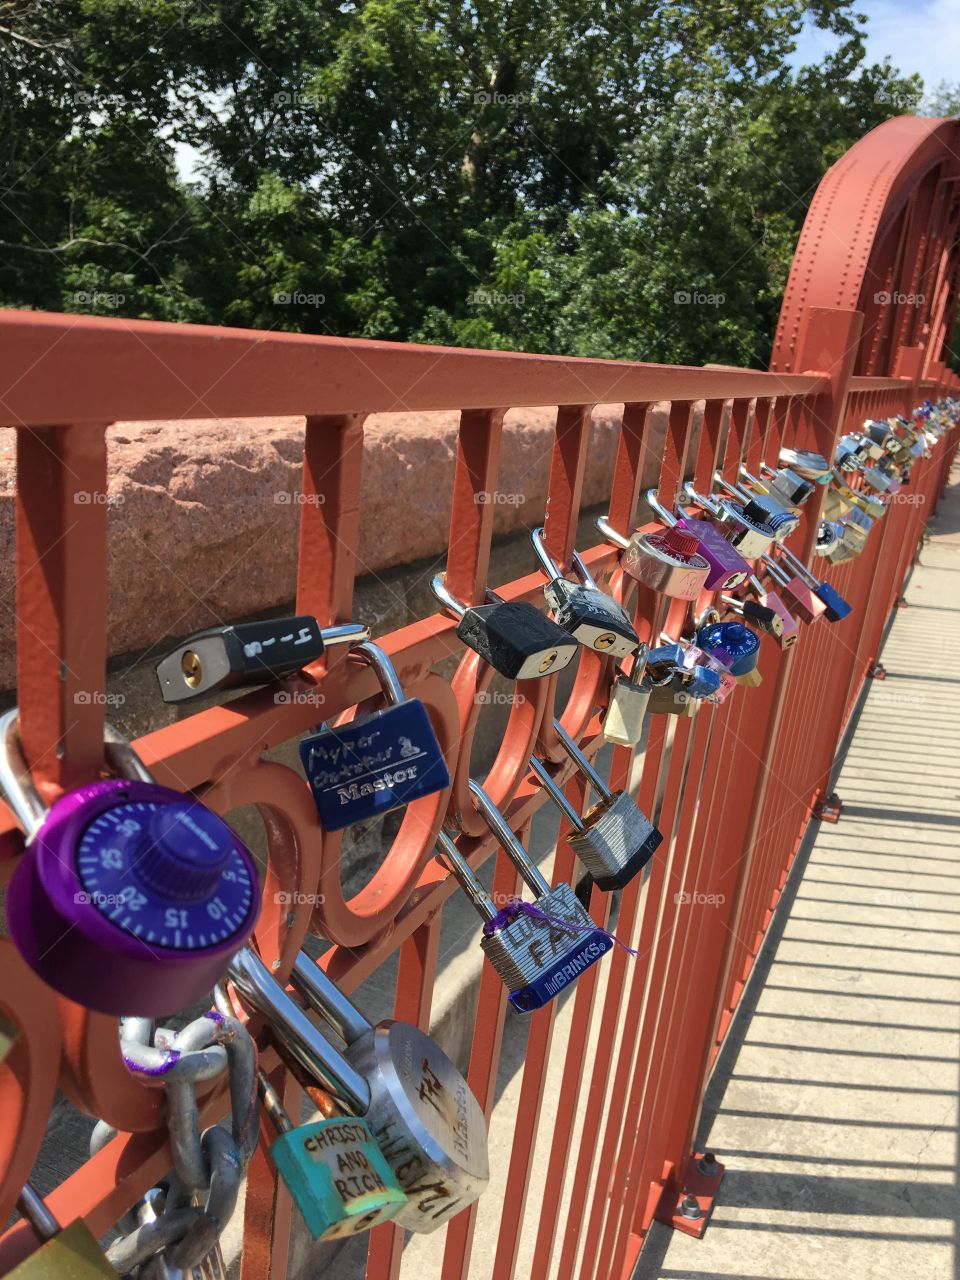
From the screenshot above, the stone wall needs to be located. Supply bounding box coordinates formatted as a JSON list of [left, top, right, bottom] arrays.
[[0, 404, 632, 691]]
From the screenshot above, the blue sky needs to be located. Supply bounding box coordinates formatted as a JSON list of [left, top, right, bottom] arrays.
[[792, 0, 960, 88]]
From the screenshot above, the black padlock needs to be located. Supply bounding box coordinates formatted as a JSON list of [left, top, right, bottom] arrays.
[[432, 576, 579, 680], [156, 617, 369, 703]]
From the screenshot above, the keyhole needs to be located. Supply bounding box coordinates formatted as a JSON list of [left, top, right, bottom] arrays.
[[595, 633, 615, 650], [538, 650, 558, 673], [181, 650, 203, 688]]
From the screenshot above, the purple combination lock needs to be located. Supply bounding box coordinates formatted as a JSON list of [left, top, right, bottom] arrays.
[[644, 489, 749, 591], [0, 709, 259, 1016], [640, 488, 752, 593]]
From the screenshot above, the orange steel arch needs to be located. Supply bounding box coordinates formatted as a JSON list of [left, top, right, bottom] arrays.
[[773, 114, 960, 379]]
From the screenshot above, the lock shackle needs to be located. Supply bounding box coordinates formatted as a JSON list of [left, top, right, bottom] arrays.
[[691, 605, 721, 631], [258, 1068, 294, 1136], [530, 526, 567, 582], [104, 720, 155, 785], [528, 757, 586, 834], [643, 488, 679, 528], [432, 573, 467, 619], [569, 549, 601, 593], [347, 641, 405, 706], [468, 780, 552, 898], [290, 951, 372, 1047], [0, 708, 50, 840], [435, 828, 498, 924], [228, 948, 372, 1116], [683, 482, 721, 516], [0, 709, 155, 842], [713, 471, 752, 504], [17, 1183, 60, 1242], [760, 554, 791, 587], [739, 466, 762, 489], [596, 515, 631, 552], [553, 721, 613, 807], [623, 642, 650, 683], [776, 543, 819, 587], [747, 573, 766, 596]]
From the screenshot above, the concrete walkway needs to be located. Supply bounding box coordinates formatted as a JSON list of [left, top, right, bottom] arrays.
[[636, 472, 960, 1280]]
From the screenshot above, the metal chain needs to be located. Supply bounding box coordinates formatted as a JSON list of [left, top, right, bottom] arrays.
[[104, 1009, 259, 1276]]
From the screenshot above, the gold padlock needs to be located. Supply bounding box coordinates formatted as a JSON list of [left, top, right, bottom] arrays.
[[7, 1186, 115, 1279], [736, 667, 763, 689]]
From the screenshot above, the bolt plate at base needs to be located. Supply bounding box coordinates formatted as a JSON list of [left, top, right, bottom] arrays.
[[814, 791, 843, 823], [653, 1153, 725, 1238]]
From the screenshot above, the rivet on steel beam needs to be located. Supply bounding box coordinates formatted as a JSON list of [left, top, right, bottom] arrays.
[[696, 1153, 720, 1177]]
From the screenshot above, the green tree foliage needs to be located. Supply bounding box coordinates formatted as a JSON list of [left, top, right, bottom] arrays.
[[0, 0, 933, 365]]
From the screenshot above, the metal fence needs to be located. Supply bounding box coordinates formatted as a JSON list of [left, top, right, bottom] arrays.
[[0, 114, 958, 1280]]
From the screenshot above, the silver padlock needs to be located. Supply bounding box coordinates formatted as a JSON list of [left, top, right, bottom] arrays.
[[547, 720, 662, 884], [683, 483, 780, 561], [463, 782, 614, 1011], [527, 748, 660, 890], [603, 644, 654, 747], [778, 446, 832, 482], [530, 527, 639, 658], [757, 462, 815, 507], [715, 472, 800, 543], [228, 948, 489, 1233], [595, 515, 711, 600]]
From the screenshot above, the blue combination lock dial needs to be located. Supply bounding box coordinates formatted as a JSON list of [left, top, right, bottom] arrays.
[[300, 642, 450, 831], [695, 621, 761, 676]]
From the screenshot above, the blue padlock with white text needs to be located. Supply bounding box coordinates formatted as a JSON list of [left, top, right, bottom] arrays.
[[299, 642, 450, 830]]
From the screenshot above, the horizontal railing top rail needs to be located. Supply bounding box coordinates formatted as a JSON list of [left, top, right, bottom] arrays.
[[0, 311, 825, 428]]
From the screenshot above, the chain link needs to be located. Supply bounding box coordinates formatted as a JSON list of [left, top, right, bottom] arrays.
[[105, 1009, 259, 1277]]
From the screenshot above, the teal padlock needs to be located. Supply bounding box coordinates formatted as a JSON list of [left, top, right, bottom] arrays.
[[258, 1071, 407, 1240]]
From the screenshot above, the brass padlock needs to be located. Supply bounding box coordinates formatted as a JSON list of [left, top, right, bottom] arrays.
[[7, 1185, 116, 1278]]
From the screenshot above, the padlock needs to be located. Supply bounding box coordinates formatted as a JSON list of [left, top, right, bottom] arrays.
[[646, 673, 699, 716], [774, 546, 852, 621], [778, 446, 832, 483], [0, 710, 259, 1016], [257, 1068, 407, 1240], [685, 484, 781, 560], [679, 647, 736, 702], [861, 464, 898, 494], [464, 783, 614, 1010], [529, 725, 662, 889], [825, 520, 865, 564], [436, 827, 600, 1011], [432, 574, 578, 680], [863, 420, 900, 454], [761, 555, 826, 625], [814, 519, 845, 556], [720, 593, 784, 639], [595, 514, 711, 600], [715, 473, 800, 543], [640, 490, 750, 590], [530, 528, 639, 657], [6, 1184, 116, 1278], [694, 619, 761, 676], [829, 474, 886, 521], [298, 640, 450, 831], [757, 463, 816, 507], [228, 947, 489, 1232], [739, 575, 799, 647], [155, 618, 370, 703], [735, 667, 763, 688], [603, 645, 652, 746]]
